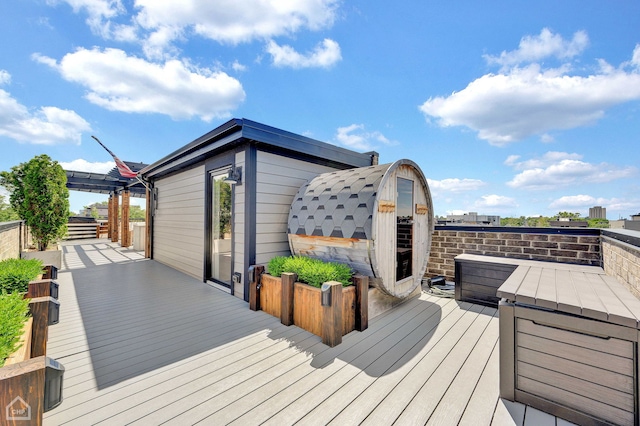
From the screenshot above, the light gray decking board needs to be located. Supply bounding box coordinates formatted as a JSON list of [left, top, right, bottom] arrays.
[[533, 268, 557, 310], [238, 297, 455, 426], [585, 273, 640, 328], [425, 313, 499, 425], [604, 274, 640, 327], [391, 306, 497, 425], [359, 303, 489, 426], [554, 269, 583, 316], [44, 241, 569, 426], [568, 271, 609, 321], [283, 298, 465, 426], [522, 406, 556, 426], [458, 343, 500, 426], [492, 399, 525, 426], [513, 267, 542, 306], [230, 297, 465, 426], [215, 298, 455, 424]]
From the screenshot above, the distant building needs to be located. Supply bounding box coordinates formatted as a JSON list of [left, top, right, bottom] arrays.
[[82, 203, 108, 219], [589, 206, 606, 219], [549, 218, 589, 228], [439, 212, 500, 226], [610, 213, 640, 231]]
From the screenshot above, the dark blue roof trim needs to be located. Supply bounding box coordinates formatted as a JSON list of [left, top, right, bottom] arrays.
[[140, 118, 374, 179]]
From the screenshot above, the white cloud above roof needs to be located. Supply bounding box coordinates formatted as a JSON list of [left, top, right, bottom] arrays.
[[0, 70, 91, 144], [267, 39, 342, 69], [34, 48, 245, 121], [59, 158, 115, 173], [427, 178, 486, 195], [506, 151, 637, 190], [335, 124, 397, 151], [419, 29, 640, 146]]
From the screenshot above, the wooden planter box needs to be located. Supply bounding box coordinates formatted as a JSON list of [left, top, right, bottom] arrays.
[[250, 266, 368, 347], [259, 274, 355, 337], [3, 317, 33, 367]]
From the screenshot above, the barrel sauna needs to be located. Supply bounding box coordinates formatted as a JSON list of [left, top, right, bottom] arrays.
[[288, 159, 434, 299]]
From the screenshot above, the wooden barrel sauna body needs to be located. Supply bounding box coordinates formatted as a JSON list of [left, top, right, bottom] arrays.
[[288, 159, 434, 298]]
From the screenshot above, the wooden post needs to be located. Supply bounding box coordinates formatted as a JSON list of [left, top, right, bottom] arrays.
[[248, 265, 264, 311], [27, 280, 58, 299], [42, 265, 57, 280], [0, 356, 47, 425], [499, 300, 516, 401], [111, 193, 119, 243], [354, 275, 369, 332], [280, 272, 297, 326], [321, 281, 343, 347], [28, 297, 59, 358], [121, 190, 130, 247]]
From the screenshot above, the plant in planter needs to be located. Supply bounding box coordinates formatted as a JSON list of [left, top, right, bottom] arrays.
[[263, 256, 357, 338], [0, 292, 31, 367], [0, 258, 44, 294], [0, 154, 70, 251]]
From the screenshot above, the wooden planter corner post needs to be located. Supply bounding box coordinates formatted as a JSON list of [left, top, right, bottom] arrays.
[[321, 281, 343, 347], [248, 265, 264, 311], [280, 272, 297, 326], [29, 297, 59, 358], [354, 275, 369, 332]]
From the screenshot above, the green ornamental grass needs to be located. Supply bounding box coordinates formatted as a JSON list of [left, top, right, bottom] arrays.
[[0, 292, 30, 367], [0, 258, 44, 294], [267, 256, 352, 287]]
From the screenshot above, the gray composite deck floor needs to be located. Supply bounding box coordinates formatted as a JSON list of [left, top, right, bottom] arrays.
[[43, 239, 573, 426]]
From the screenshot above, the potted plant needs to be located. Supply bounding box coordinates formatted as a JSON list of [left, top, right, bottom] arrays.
[[1, 155, 70, 269], [262, 256, 356, 337]]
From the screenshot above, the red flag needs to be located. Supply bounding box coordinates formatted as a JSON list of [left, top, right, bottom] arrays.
[[91, 135, 138, 179]]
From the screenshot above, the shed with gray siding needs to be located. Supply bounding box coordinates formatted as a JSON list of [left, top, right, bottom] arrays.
[[288, 159, 434, 299], [139, 118, 376, 301]]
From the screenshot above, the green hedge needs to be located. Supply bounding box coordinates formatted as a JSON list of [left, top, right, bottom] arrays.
[[0, 258, 43, 294], [267, 256, 352, 288], [0, 292, 30, 367]]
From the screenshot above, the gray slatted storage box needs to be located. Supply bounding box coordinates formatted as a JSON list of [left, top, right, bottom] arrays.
[[498, 265, 640, 426]]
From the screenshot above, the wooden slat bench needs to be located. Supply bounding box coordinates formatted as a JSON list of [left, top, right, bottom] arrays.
[[454, 254, 599, 307], [497, 263, 640, 426]]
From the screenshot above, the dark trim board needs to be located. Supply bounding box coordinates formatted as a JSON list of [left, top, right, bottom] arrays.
[[243, 144, 257, 302]]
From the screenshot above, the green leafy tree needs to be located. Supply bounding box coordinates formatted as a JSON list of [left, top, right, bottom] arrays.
[[588, 218, 610, 228], [0, 155, 69, 251], [0, 194, 19, 222], [129, 205, 146, 220], [557, 211, 582, 219]]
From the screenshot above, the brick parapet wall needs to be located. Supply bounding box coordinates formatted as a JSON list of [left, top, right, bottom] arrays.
[[427, 226, 602, 281], [602, 234, 640, 299], [0, 221, 22, 261]]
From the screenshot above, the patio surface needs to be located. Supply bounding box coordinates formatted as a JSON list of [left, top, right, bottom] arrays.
[[43, 239, 574, 425]]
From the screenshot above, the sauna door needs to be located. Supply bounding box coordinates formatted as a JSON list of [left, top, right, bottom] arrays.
[[396, 177, 414, 281]]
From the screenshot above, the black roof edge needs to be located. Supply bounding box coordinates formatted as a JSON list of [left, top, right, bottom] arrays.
[[139, 118, 373, 180]]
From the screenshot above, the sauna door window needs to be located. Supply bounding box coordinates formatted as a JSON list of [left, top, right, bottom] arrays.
[[210, 169, 233, 286], [396, 177, 413, 281]]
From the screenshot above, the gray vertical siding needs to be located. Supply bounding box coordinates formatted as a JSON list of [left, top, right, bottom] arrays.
[[153, 165, 205, 279], [233, 150, 246, 298], [254, 151, 336, 266]]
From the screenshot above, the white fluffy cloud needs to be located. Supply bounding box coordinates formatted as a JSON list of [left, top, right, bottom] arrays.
[[427, 178, 486, 195], [420, 29, 640, 145], [0, 70, 91, 145], [59, 159, 115, 173], [506, 151, 637, 190], [335, 124, 397, 151], [51, 0, 339, 61], [267, 39, 342, 69], [549, 195, 639, 213], [34, 48, 245, 121], [474, 194, 518, 209]]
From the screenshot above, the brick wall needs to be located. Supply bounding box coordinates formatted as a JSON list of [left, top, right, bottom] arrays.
[[427, 227, 601, 281], [602, 233, 640, 299], [0, 221, 22, 261], [397, 223, 412, 249]]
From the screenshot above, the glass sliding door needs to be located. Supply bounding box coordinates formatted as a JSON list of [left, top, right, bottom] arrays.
[[210, 170, 232, 286], [396, 177, 414, 281]]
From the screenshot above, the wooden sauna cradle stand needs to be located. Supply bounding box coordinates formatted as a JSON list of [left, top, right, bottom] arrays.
[[497, 263, 640, 426]]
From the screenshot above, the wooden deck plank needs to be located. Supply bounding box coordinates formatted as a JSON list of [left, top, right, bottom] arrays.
[[513, 267, 542, 306], [496, 266, 529, 300], [43, 241, 571, 426], [533, 268, 557, 310], [586, 273, 638, 328], [523, 406, 556, 426], [570, 271, 608, 321], [554, 269, 582, 316], [492, 399, 525, 426]]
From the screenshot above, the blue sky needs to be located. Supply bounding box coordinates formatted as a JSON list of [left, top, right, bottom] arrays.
[[1, 1, 639, 219]]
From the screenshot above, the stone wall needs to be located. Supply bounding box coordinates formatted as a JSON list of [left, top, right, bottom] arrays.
[[427, 226, 601, 281], [0, 221, 22, 261], [602, 232, 640, 299]]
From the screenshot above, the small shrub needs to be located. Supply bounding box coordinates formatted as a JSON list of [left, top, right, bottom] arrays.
[[0, 292, 30, 367], [0, 258, 44, 294], [267, 255, 352, 288]]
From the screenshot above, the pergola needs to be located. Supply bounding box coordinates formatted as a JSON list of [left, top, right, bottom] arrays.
[[65, 161, 150, 256]]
